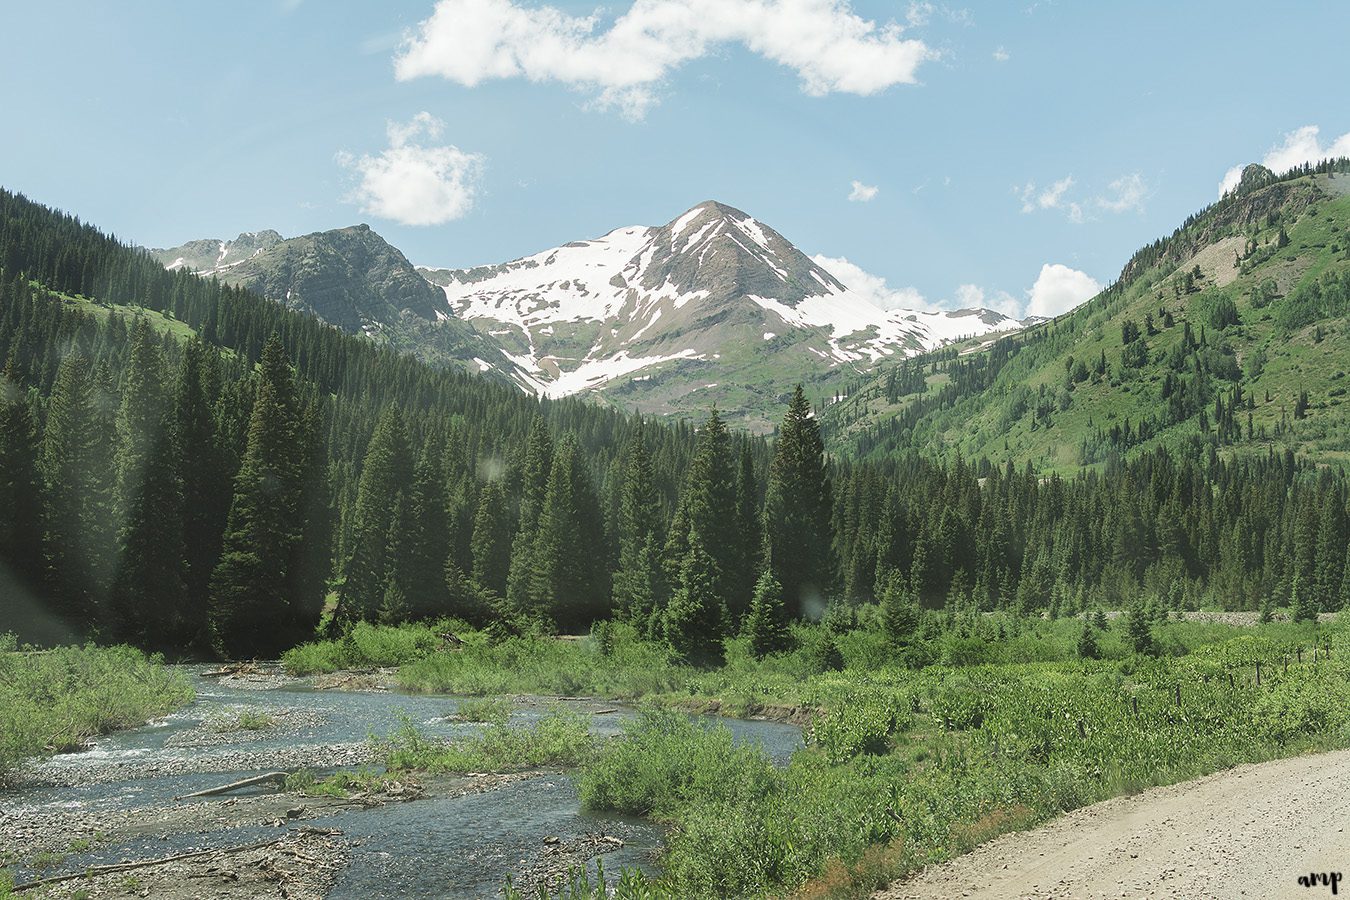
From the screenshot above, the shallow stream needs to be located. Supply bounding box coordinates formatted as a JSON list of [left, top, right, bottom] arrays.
[[4, 667, 803, 897]]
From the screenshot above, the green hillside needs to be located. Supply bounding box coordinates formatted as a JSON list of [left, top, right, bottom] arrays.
[[825, 162, 1350, 473]]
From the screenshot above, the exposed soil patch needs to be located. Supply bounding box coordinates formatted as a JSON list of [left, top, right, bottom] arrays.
[[877, 748, 1350, 899]]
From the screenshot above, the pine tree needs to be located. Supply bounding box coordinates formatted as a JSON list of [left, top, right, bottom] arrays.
[[1124, 604, 1156, 656], [731, 445, 762, 624], [744, 567, 790, 658], [764, 386, 835, 619], [109, 321, 186, 647], [171, 338, 228, 646], [207, 335, 305, 658], [880, 569, 919, 647], [505, 416, 554, 615], [1290, 570, 1317, 623], [401, 438, 451, 620], [40, 353, 106, 633], [667, 409, 741, 617], [0, 362, 45, 631], [285, 395, 333, 642], [662, 527, 728, 665], [530, 434, 608, 630], [379, 494, 414, 624], [470, 478, 513, 600], [612, 430, 664, 629], [334, 406, 413, 627], [1076, 620, 1100, 659]]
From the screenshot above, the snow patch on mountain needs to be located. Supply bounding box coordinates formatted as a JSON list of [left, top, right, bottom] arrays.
[[421, 201, 1025, 397]]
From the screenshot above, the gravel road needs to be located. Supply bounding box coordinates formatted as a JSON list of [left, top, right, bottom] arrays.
[[878, 748, 1350, 900]]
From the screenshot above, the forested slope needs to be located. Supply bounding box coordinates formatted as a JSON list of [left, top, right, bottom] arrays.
[[825, 161, 1350, 473], [5, 186, 1350, 661]]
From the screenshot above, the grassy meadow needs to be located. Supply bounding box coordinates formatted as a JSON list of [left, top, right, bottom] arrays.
[[286, 610, 1350, 898]]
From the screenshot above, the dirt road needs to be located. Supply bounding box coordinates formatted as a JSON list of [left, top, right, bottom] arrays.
[[878, 749, 1350, 900]]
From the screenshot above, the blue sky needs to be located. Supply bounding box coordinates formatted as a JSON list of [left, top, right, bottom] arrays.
[[2, 0, 1347, 318]]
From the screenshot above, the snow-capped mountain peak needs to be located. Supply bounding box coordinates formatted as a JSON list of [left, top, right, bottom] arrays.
[[419, 201, 1025, 423]]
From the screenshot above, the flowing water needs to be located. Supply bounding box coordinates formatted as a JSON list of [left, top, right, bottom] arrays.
[[5, 668, 803, 897]]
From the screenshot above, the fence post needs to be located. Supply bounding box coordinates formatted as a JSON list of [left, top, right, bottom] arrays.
[[1131, 696, 1139, 715], [1255, 661, 1261, 686], [1174, 683, 1181, 707]]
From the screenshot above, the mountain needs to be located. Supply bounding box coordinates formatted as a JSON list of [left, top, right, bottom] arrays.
[[823, 160, 1350, 471], [152, 202, 1025, 430], [422, 201, 1023, 428], [150, 225, 515, 376]]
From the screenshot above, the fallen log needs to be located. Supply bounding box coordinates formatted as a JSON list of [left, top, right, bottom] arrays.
[[175, 771, 289, 800], [13, 838, 286, 892]]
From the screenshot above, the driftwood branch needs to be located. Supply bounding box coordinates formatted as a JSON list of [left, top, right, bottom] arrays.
[[13, 838, 285, 892], [175, 771, 288, 800]]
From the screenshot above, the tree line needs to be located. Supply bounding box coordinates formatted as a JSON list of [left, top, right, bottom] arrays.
[[4, 188, 1350, 662]]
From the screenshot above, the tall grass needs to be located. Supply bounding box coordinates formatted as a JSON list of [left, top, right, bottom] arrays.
[[281, 619, 455, 674], [570, 623, 1350, 899], [378, 708, 595, 773], [0, 638, 194, 782]]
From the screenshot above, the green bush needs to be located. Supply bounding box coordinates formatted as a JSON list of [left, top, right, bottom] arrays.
[[0, 641, 193, 782], [578, 709, 774, 818], [281, 619, 460, 674], [379, 708, 594, 773]]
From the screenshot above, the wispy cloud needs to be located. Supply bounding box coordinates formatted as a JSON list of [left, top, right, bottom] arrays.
[[1096, 172, 1147, 214], [394, 0, 935, 120], [848, 180, 879, 202], [336, 112, 485, 226], [1219, 124, 1350, 196], [1018, 176, 1075, 214], [992, 46, 1010, 62], [1018, 173, 1148, 222]]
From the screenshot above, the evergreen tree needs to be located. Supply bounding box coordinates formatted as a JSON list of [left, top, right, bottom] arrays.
[[40, 353, 107, 633], [764, 386, 836, 619], [662, 527, 728, 665], [171, 338, 229, 645], [401, 438, 451, 619], [285, 396, 333, 641], [744, 567, 790, 658], [505, 416, 554, 615], [0, 362, 44, 595], [470, 478, 513, 600], [1124, 603, 1157, 656], [530, 434, 608, 630], [731, 445, 762, 624], [334, 406, 412, 626], [206, 335, 305, 658], [880, 569, 919, 647], [1290, 569, 1317, 623], [668, 409, 741, 617], [1076, 620, 1100, 659], [613, 430, 664, 629], [109, 321, 186, 647]]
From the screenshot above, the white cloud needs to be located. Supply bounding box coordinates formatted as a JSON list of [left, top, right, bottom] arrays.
[[1219, 124, 1350, 196], [992, 45, 1010, 62], [1096, 172, 1147, 214], [394, 0, 935, 120], [1025, 263, 1101, 318], [812, 254, 929, 310], [337, 112, 485, 226], [1018, 175, 1074, 213], [848, 180, 879, 202]]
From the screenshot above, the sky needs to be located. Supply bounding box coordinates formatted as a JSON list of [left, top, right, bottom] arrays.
[[2, 0, 1348, 319]]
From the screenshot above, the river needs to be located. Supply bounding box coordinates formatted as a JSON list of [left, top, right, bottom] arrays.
[[1, 666, 803, 898]]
